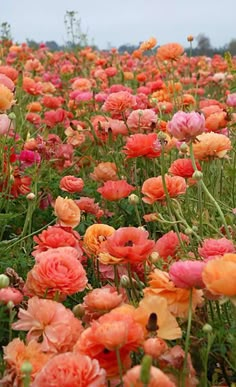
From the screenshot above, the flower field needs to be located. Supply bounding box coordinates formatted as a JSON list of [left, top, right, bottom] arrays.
[[0, 37, 236, 386]]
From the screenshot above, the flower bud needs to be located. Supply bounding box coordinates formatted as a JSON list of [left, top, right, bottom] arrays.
[[8, 112, 16, 120], [184, 227, 193, 235], [202, 323, 213, 333], [0, 274, 10, 289], [120, 275, 130, 288], [187, 35, 194, 42], [158, 131, 167, 141], [26, 192, 36, 200], [21, 361, 33, 374], [179, 142, 188, 153], [7, 301, 14, 309], [72, 304, 85, 318], [192, 171, 203, 180], [149, 251, 159, 263], [128, 194, 139, 205]]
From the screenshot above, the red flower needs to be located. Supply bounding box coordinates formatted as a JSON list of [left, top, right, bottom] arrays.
[[123, 133, 161, 159]]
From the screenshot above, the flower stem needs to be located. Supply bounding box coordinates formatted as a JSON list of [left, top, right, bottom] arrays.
[[115, 348, 124, 386], [182, 288, 193, 387]]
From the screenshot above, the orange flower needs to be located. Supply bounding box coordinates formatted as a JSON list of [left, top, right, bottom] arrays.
[[205, 111, 228, 132], [102, 91, 136, 114], [90, 162, 118, 182], [157, 43, 184, 61], [123, 365, 175, 387], [192, 132, 232, 160], [139, 37, 157, 51], [83, 223, 115, 255], [0, 65, 18, 81], [23, 77, 43, 95], [142, 175, 187, 204], [26, 101, 42, 112], [101, 227, 155, 264], [72, 77, 92, 91], [3, 339, 51, 385], [24, 247, 88, 299], [83, 286, 123, 312], [134, 295, 182, 340], [0, 84, 15, 111], [202, 253, 236, 297], [97, 180, 135, 201], [144, 269, 203, 318], [54, 196, 81, 228], [32, 352, 106, 387], [59, 175, 84, 193], [12, 296, 83, 353]]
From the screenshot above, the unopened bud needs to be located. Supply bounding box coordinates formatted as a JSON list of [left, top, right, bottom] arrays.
[[0, 274, 10, 289], [128, 194, 139, 205], [202, 323, 213, 333], [158, 131, 167, 141], [184, 227, 193, 235], [187, 35, 194, 42], [73, 304, 85, 318], [192, 171, 203, 180], [149, 251, 159, 263], [26, 192, 36, 200], [8, 112, 16, 120], [179, 142, 188, 153], [120, 275, 130, 288], [7, 301, 14, 309], [21, 361, 33, 374]]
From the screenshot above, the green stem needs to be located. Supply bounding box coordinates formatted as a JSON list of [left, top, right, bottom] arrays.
[[115, 348, 124, 386], [182, 288, 193, 387]]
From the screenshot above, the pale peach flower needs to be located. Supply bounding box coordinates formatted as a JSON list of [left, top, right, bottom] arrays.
[[83, 224, 115, 255], [192, 132, 232, 160], [123, 365, 175, 387], [54, 196, 81, 228], [90, 162, 118, 182]]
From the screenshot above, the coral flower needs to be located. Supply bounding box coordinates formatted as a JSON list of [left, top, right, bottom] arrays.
[[12, 296, 83, 353], [90, 162, 118, 182], [198, 237, 235, 261], [75, 197, 104, 219], [142, 175, 187, 204], [102, 91, 136, 114], [59, 175, 84, 193], [157, 43, 184, 61], [168, 158, 201, 178], [134, 295, 182, 340], [143, 337, 168, 358], [32, 352, 106, 387], [102, 227, 155, 264], [123, 365, 175, 387], [155, 231, 189, 261], [127, 109, 157, 131], [139, 37, 157, 51], [0, 287, 23, 305], [0, 65, 18, 81], [83, 224, 115, 255], [167, 111, 205, 141], [83, 286, 123, 313], [123, 133, 161, 159], [0, 73, 15, 91], [2, 339, 51, 385], [144, 269, 203, 318], [205, 111, 228, 132], [202, 253, 236, 297], [97, 180, 135, 201], [192, 132, 232, 160], [54, 196, 81, 228], [0, 84, 15, 111], [169, 260, 206, 288], [32, 225, 82, 257], [24, 247, 88, 299]]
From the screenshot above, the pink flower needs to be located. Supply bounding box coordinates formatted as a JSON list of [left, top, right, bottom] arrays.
[[0, 287, 23, 305], [127, 109, 157, 131], [155, 231, 189, 261], [19, 150, 41, 167], [0, 74, 15, 91], [123, 365, 175, 387], [12, 296, 83, 353], [32, 352, 106, 387], [169, 260, 206, 288], [0, 113, 12, 135], [167, 111, 205, 141], [59, 175, 84, 193], [102, 91, 136, 114], [226, 93, 236, 107], [198, 238, 235, 261]]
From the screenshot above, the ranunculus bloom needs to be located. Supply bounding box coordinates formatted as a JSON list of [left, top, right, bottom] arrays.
[[168, 158, 201, 178], [0, 287, 23, 305], [169, 260, 206, 288], [123, 133, 161, 159], [155, 231, 189, 261], [127, 109, 157, 131], [0, 65, 18, 81], [12, 296, 83, 353], [75, 197, 104, 219], [24, 247, 88, 299], [83, 223, 115, 255], [167, 111, 205, 141], [0, 84, 15, 111], [0, 73, 15, 91], [134, 295, 182, 340], [205, 111, 228, 132], [226, 93, 236, 107], [54, 196, 81, 228], [123, 365, 175, 387], [2, 339, 51, 385], [157, 42, 184, 61], [101, 227, 155, 264], [143, 337, 168, 358], [19, 150, 41, 168], [139, 37, 157, 51], [90, 162, 118, 182], [83, 286, 123, 312], [32, 225, 82, 257], [32, 352, 106, 387], [102, 91, 136, 114], [0, 113, 12, 135], [198, 237, 235, 261], [142, 175, 187, 204], [144, 269, 203, 318], [192, 132, 232, 160], [59, 175, 84, 193], [202, 253, 236, 297], [97, 180, 135, 201]]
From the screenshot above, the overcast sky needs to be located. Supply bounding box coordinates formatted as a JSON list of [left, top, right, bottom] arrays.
[[1, 0, 236, 49]]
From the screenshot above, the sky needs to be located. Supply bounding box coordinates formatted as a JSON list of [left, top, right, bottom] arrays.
[[1, 0, 236, 49]]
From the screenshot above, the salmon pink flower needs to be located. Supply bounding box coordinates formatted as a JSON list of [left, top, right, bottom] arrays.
[[123, 365, 175, 387], [24, 247, 88, 299], [123, 133, 161, 159], [198, 237, 235, 261], [76, 197, 104, 219], [168, 158, 201, 178], [32, 352, 106, 387], [83, 286, 123, 313], [102, 227, 155, 264], [169, 260, 206, 288], [102, 91, 136, 114], [157, 42, 184, 61], [59, 175, 84, 193], [192, 132, 232, 160], [226, 93, 236, 107], [97, 180, 135, 201], [127, 109, 157, 131], [142, 175, 187, 204], [0, 73, 15, 91], [0, 287, 23, 305], [143, 337, 168, 358], [12, 296, 83, 353], [167, 111, 205, 141], [54, 196, 81, 228], [155, 231, 189, 260]]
